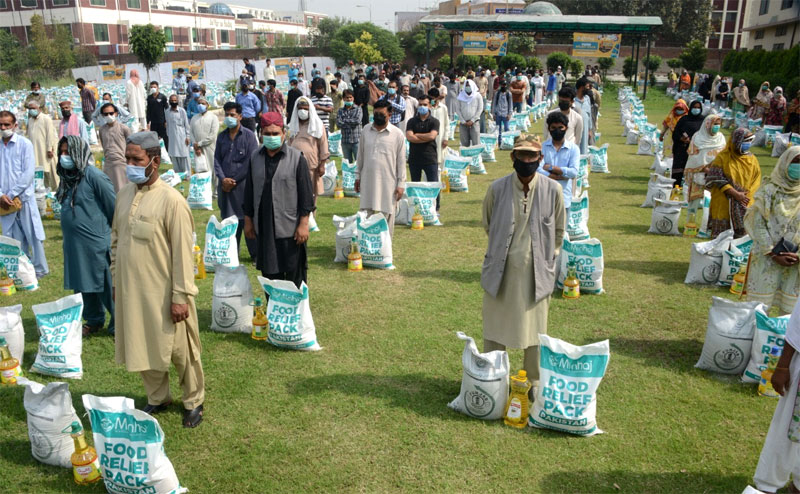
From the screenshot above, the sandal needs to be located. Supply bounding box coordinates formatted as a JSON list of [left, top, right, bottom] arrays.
[[82, 324, 103, 337], [183, 404, 204, 428], [142, 401, 172, 415]]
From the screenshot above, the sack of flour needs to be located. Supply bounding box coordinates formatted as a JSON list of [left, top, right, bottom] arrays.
[[652, 155, 674, 177], [685, 229, 733, 284], [187, 171, 213, 210], [321, 161, 338, 197], [31, 294, 83, 379], [649, 199, 682, 235], [20, 379, 81, 468], [719, 235, 752, 286], [395, 198, 413, 226], [0, 235, 39, 291], [500, 130, 521, 150], [447, 332, 509, 421], [588, 144, 609, 173], [0, 304, 24, 365], [579, 155, 591, 190], [204, 215, 239, 272], [530, 335, 610, 436], [555, 238, 605, 294], [328, 130, 342, 156], [83, 394, 187, 494], [160, 170, 183, 188], [444, 155, 470, 192], [405, 182, 442, 226], [211, 266, 253, 334], [479, 133, 498, 162], [257, 277, 321, 351], [641, 174, 675, 208], [695, 297, 762, 374], [626, 129, 640, 145], [460, 145, 487, 175], [159, 138, 172, 165], [742, 309, 788, 383], [567, 191, 590, 241], [333, 216, 357, 263], [341, 160, 359, 197], [356, 212, 394, 269]]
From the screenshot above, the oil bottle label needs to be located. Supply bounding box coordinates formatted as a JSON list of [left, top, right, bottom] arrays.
[[348, 258, 362, 271], [74, 459, 101, 483], [253, 324, 267, 338], [507, 398, 522, 420], [1, 364, 21, 384], [563, 285, 579, 298]]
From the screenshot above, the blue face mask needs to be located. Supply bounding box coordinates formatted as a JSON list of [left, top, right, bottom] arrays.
[[417, 106, 429, 116], [711, 124, 720, 134], [224, 116, 238, 128], [740, 142, 752, 153], [788, 162, 800, 181], [263, 135, 282, 150], [388, 88, 396, 95], [691, 107, 702, 116], [59, 155, 75, 170], [410, 83, 417, 89], [197, 104, 207, 113], [126, 157, 155, 185]]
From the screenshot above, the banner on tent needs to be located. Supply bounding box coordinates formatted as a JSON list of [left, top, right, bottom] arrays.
[[274, 57, 304, 77], [572, 33, 621, 58], [102, 64, 126, 81], [172, 61, 205, 79], [462, 32, 508, 57]]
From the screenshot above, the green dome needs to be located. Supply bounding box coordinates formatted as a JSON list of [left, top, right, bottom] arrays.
[[523, 1, 563, 15]]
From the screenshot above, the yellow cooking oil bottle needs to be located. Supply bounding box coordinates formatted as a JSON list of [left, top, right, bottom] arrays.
[[441, 168, 450, 193], [251, 297, 268, 341], [562, 260, 580, 299], [347, 240, 363, 272], [758, 346, 782, 398], [730, 262, 747, 295], [0, 261, 16, 296], [333, 178, 344, 199], [503, 370, 532, 429], [192, 233, 206, 280], [45, 197, 54, 219], [0, 336, 22, 385], [411, 205, 425, 230], [669, 185, 682, 202], [684, 209, 698, 237], [63, 421, 101, 485]]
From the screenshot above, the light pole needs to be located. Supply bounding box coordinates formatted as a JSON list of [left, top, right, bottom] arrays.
[[355, 4, 372, 23]]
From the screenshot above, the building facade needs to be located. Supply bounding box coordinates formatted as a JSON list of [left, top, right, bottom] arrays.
[[741, 0, 799, 50], [0, 0, 325, 56], [431, 0, 526, 16], [707, 0, 750, 49]]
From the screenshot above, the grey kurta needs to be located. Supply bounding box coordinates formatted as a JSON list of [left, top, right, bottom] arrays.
[[165, 107, 191, 158], [98, 122, 131, 192], [482, 174, 565, 348]]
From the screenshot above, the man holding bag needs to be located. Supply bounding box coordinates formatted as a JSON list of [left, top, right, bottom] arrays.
[[190, 97, 219, 191]]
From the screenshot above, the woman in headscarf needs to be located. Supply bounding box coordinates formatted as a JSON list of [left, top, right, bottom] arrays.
[[668, 69, 677, 89], [732, 79, 750, 114], [744, 146, 800, 315], [765, 86, 787, 126], [454, 79, 484, 147], [709, 75, 722, 104], [56, 135, 116, 336], [125, 69, 147, 130], [671, 100, 706, 186], [705, 128, 762, 238], [288, 96, 330, 206], [788, 90, 800, 134], [749, 81, 773, 120], [659, 99, 688, 156]]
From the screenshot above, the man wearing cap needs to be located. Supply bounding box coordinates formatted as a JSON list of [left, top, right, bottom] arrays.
[[25, 100, 58, 189], [243, 112, 315, 287], [114, 130, 205, 428], [97, 102, 132, 192], [481, 133, 565, 398], [190, 96, 219, 193]]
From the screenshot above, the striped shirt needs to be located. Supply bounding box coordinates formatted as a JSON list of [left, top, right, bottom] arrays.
[[311, 95, 333, 131]]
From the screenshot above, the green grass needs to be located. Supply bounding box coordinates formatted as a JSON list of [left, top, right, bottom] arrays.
[[0, 88, 785, 493]]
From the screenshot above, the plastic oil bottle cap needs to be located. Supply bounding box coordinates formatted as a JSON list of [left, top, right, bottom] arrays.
[[254, 297, 262, 305], [62, 421, 82, 434], [518, 370, 527, 378], [0, 336, 6, 346]]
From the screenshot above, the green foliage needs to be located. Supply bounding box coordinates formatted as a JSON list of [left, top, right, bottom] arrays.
[[397, 26, 450, 64], [454, 54, 480, 71], [622, 56, 636, 82], [597, 57, 615, 80], [643, 55, 662, 73], [507, 34, 535, 54], [666, 58, 682, 70], [28, 15, 74, 77], [310, 17, 349, 51], [722, 45, 799, 87], [258, 33, 304, 58], [526, 57, 543, 73], [479, 56, 498, 71], [679, 40, 707, 74], [129, 24, 167, 80], [0, 29, 27, 79], [569, 58, 584, 79], [546, 51, 572, 72], [438, 55, 451, 70], [499, 52, 526, 72], [349, 31, 382, 65], [329, 22, 403, 66]]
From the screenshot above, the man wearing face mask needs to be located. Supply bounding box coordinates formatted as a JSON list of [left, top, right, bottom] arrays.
[[354, 75, 371, 127], [24, 82, 47, 111], [190, 97, 220, 194], [236, 83, 262, 133], [510, 71, 527, 114], [244, 112, 315, 287], [399, 84, 418, 134], [58, 100, 90, 145], [146, 82, 169, 149], [214, 102, 259, 258], [286, 79, 303, 124], [542, 86, 583, 146], [25, 101, 58, 189], [481, 133, 565, 399], [428, 88, 450, 168], [92, 93, 133, 129], [288, 97, 330, 205], [165, 94, 192, 177], [406, 94, 440, 210], [98, 103, 132, 192], [455, 80, 484, 147], [115, 131, 205, 428], [539, 112, 580, 216], [380, 80, 407, 127], [492, 80, 513, 142], [0, 111, 49, 279]]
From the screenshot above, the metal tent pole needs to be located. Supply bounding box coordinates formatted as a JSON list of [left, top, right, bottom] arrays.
[[450, 32, 455, 68], [425, 27, 431, 69], [642, 34, 652, 100], [632, 37, 640, 93]]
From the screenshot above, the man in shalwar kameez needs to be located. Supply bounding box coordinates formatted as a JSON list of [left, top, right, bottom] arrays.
[[113, 131, 205, 428], [481, 134, 565, 397], [25, 100, 58, 190]]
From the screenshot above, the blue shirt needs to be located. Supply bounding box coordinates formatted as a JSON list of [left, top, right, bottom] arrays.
[[546, 74, 557, 92], [213, 126, 259, 219], [538, 138, 580, 207], [236, 92, 261, 118], [288, 68, 299, 82]]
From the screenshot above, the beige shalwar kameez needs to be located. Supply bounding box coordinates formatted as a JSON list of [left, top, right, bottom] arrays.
[[26, 113, 58, 189], [98, 123, 132, 193], [356, 122, 407, 236], [111, 179, 204, 410], [288, 122, 330, 201]]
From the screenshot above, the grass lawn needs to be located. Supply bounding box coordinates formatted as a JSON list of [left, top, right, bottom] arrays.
[[0, 87, 785, 493]]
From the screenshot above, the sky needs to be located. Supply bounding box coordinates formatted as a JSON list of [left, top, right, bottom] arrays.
[[232, 0, 439, 31]]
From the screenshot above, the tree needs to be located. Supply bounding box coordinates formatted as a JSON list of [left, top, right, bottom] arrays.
[[258, 33, 303, 58], [397, 25, 450, 65], [643, 55, 662, 73], [349, 31, 382, 65], [129, 24, 167, 82], [597, 57, 615, 80], [546, 52, 572, 72], [679, 39, 707, 74], [666, 58, 682, 70], [526, 57, 543, 72], [309, 17, 348, 51], [329, 22, 403, 66], [27, 15, 74, 77], [479, 56, 498, 71], [499, 53, 526, 72], [454, 54, 480, 71], [438, 55, 451, 70], [507, 34, 535, 54], [622, 56, 636, 82], [0, 30, 27, 79], [569, 58, 584, 79]]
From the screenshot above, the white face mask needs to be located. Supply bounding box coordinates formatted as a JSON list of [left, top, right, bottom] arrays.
[[149, 88, 157, 95], [105, 115, 116, 124], [298, 109, 309, 121], [0, 129, 14, 139]]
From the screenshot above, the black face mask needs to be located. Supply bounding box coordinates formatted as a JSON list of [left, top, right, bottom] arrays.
[[373, 112, 388, 126], [513, 159, 539, 177], [550, 128, 567, 141], [558, 100, 571, 111], [170, 102, 178, 108], [500, 86, 507, 92], [61, 110, 71, 118]]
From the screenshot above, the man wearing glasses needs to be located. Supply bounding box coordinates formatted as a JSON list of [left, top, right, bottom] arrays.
[[97, 103, 132, 192]]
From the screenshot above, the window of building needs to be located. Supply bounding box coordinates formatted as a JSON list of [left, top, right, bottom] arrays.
[[753, 44, 763, 50], [755, 29, 765, 39], [192, 27, 198, 43], [93, 23, 109, 42], [773, 42, 785, 50], [89, 0, 105, 6], [127, 0, 140, 8], [722, 34, 735, 48], [781, 0, 793, 9], [235, 28, 248, 47], [307, 17, 313, 27], [164, 26, 173, 42], [21, 0, 37, 7], [220, 30, 229, 44], [0, 0, 8, 8], [52, 0, 69, 6], [759, 0, 770, 14], [776, 24, 788, 36], [25, 25, 32, 41], [725, 12, 737, 22]]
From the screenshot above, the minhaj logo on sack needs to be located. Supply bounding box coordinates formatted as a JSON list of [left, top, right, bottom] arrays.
[[101, 416, 149, 435], [549, 355, 592, 373]]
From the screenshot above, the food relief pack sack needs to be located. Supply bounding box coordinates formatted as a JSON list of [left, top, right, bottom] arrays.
[[203, 215, 239, 273], [719, 235, 752, 285], [341, 160, 359, 197], [82, 394, 187, 494], [567, 191, 590, 241], [460, 145, 487, 175], [405, 182, 442, 226], [742, 309, 788, 383], [257, 277, 321, 351], [529, 335, 610, 436], [479, 133, 498, 162], [356, 212, 394, 269], [31, 294, 84, 379], [0, 304, 24, 365], [500, 130, 521, 150], [187, 171, 213, 210], [555, 238, 605, 294], [332, 214, 357, 263], [447, 332, 509, 421], [695, 297, 762, 374], [0, 235, 39, 291], [443, 155, 470, 193], [328, 130, 342, 156]]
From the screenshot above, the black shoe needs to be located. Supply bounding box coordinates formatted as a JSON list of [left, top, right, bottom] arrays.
[[142, 402, 172, 414], [183, 404, 204, 428]]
